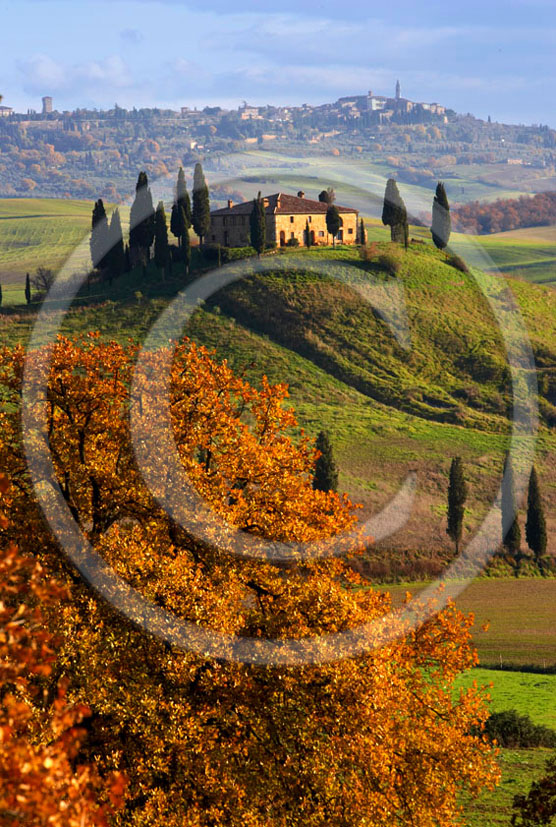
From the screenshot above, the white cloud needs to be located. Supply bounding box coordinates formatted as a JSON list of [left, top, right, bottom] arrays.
[[17, 54, 133, 95]]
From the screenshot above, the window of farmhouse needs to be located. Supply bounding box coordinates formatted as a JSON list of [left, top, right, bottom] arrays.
[[318, 231, 325, 237], [290, 216, 294, 223]]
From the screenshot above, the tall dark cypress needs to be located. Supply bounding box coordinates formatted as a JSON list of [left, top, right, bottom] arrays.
[[107, 208, 125, 281], [129, 171, 155, 265], [431, 181, 451, 252], [381, 178, 407, 244], [359, 218, 367, 245], [90, 198, 110, 269], [326, 205, 342, 247], [447, 457, 467, 554], [312, 431, 339, 493], [154, 201, 170, 274], [170, 203, 181, 245], [250, 192, 266, 254], [525, 466, 547, 566], [176, 167, 192, 226], [305, 220, 312, 247], [25, 273, 31, 305], [192, 163, 210, 246], [181, 206, 191, 274], [501, 452, 521, 560]]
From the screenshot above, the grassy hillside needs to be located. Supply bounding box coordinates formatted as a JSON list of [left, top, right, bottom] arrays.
[[2, 238, 555, 559]]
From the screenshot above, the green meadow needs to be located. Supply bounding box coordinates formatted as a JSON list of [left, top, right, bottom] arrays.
[[0, 198, 105, 303]]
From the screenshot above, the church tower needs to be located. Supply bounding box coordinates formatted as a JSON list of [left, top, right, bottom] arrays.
[[395, 79, 401, 100]]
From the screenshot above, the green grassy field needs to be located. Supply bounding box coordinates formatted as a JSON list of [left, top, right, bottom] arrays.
[[386, 576, 556, 826], [463, 749, 553, 827], [0, 198, 103, 303], [456, 669, 556, 729]]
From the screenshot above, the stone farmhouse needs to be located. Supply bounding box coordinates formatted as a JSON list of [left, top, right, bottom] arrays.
[[209, 192, 360, 248]]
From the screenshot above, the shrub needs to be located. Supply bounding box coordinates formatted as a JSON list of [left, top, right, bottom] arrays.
[[286, 237, 300, 247], [447, 254, 470, 274], [483, 711, 556, 748], [377, 251, 402, 276], [201, 245, 257, 265], [359, 242, 379, 262]]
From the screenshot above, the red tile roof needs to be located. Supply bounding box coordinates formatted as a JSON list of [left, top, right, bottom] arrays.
[[211, 192, 358, 216]]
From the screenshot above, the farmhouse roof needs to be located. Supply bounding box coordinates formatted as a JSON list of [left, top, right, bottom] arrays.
[[211, 192, 358, 217]]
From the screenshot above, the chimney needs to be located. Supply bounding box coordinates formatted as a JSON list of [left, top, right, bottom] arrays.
[[227, 199, 233, 208], [297, 190, 305, 199]]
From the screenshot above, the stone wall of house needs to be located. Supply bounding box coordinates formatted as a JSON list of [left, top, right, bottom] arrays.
[[209, 214, 251, 247], [209, 210, 359, 247], [274, 211, 358, 246]]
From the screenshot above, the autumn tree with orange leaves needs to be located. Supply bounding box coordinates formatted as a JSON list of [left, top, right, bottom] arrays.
[[0, 474, 126, 826], [0, 337, 500, 827]]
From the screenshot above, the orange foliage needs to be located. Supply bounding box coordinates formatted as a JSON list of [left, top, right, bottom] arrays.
[[0, 338, 500, 826], [0, 474, 126, 826]]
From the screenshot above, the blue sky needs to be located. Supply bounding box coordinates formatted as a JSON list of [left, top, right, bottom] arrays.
[[1, 0, 556, 125]]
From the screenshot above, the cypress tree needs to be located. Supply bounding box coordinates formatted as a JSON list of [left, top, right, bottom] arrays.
[[180, 206, 191, 275], [525, 466, 547, 567], [431, 181, 451, 253], [107, 209, 125, 282], [129, 171, 155, 265], [313, 431, 339, 493], [501, 452, 521, 562], [90, 198, 110, 269], [381, 178, 407, 244], [25, 273, 31, 305], [305, 220, 312, 247], [0, 282, 2, 308], [447, 457, 467, 554], [192, 163, 210, 246], [359, 218, 367, 245], [170, 203, 182, 246], [176, 167, 192, 226], [154, 201, 170, 276], [250, 192, 266, 255], [326, 205, 342, 247]]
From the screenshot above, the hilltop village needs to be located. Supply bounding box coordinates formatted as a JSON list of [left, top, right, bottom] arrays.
[[1, 83, 555, 202]]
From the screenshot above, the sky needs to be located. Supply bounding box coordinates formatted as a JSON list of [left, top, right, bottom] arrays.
[[1, 0, 556, 125]]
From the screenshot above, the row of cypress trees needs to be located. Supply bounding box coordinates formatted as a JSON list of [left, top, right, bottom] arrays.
[[447, 455, 548, 568], [312, 442, 548, 569], [381, 178, 452, 252], [90, 163, 211, 279]]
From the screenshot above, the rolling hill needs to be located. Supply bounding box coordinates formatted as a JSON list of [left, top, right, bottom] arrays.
[[2, 236, 554, 564]]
